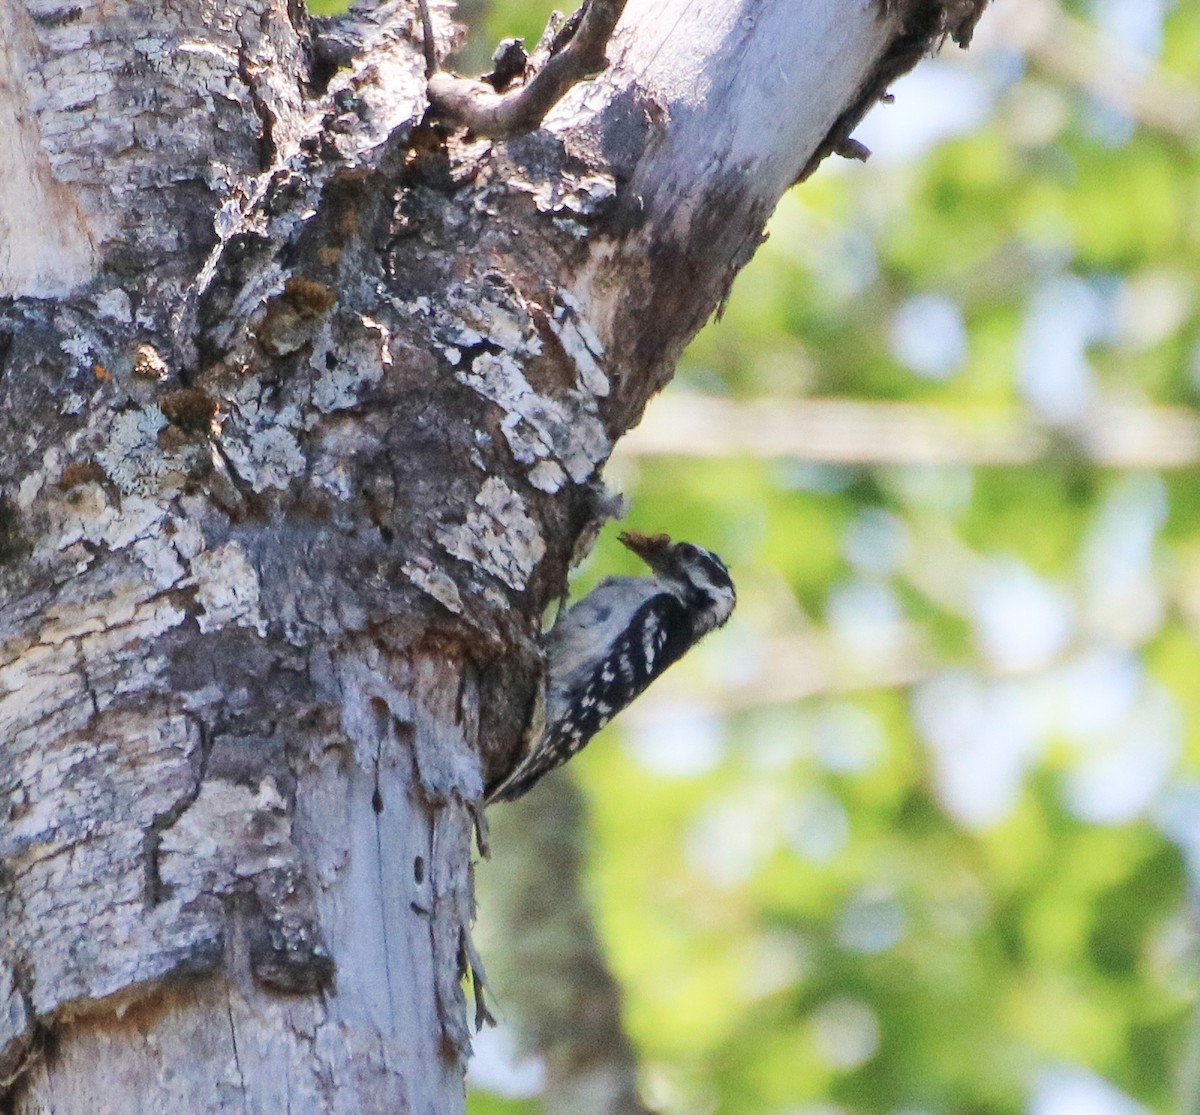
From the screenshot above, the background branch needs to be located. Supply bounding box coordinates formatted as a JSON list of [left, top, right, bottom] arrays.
[[480, 770, 653, 1115], [978, 0, 1200, 139], [616, 394, 1200, 468]]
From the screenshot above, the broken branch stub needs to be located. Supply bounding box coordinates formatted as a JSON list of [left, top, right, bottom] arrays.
[[427, 0, 628, 138]]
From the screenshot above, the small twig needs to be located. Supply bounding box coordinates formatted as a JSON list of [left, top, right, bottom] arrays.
[[425, 0, 628, 139], [470, 798, 491, 858], [834, 136, 871, 162], [461, 927, 496, 1031], [415, 0, 437, 77]]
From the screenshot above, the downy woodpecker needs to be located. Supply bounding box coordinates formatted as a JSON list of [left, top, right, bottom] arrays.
[[486, 531, 736, 803]]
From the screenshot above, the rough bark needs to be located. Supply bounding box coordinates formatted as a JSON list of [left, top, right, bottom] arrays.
[[0, 0, 988, 1110]]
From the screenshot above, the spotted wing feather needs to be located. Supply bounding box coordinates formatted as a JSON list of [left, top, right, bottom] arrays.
[[486, 588, 692, 803]]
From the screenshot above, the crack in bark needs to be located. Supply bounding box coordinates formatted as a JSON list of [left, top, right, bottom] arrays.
[[71, 639, 99, 723], [0, 501, 28, 567], [10, 585, 192, 685], [225, 993, 251, 1115], [372, 728, 398, 1024], [6, 840, 88, 887], [143, 714, 211, 907], [237, 23, 280, 172], [0, 962, 41, 1094]]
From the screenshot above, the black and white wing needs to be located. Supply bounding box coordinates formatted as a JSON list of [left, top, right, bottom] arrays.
[[485, 585, 691, 803]]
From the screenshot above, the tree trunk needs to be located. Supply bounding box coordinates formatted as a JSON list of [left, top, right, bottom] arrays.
[[0, 0, 986, 1110]]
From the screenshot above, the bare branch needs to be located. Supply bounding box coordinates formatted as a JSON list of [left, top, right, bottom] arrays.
[[616, 395, 1200, 469], [627, 629, 931, 714], [427, 0, 627, 138], [978, 0, 1200, 140], [415, 0, 438, 76]]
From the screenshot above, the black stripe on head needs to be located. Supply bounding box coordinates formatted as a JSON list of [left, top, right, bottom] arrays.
[[696, 551, 733, 592], [676, 543, 734, 593]]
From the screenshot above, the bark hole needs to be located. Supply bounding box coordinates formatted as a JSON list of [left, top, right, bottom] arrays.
[[369, 696, 390, 813], [368, 696, 390, 732], [0, 500, 28, 565]]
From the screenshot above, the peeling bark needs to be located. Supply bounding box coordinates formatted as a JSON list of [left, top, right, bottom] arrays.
[[0, 0, 989, 1109]]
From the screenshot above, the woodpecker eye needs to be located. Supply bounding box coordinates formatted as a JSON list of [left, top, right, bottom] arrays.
[[685, 547, 733, 591], [705, 559, 734, 591]]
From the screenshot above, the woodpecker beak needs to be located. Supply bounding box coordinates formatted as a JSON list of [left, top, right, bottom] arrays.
[[618, 530, 676, 573]]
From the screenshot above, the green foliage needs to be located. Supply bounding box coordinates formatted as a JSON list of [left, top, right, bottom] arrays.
[[572, 15, 1200, 1101], [466, 1094, 540, 1115]]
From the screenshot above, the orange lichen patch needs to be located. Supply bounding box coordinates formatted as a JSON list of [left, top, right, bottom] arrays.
[[281, 275, 336, 317], [256, 275, 338, 356], [58, 459, 107, 489], [158, 387, 219, 433]]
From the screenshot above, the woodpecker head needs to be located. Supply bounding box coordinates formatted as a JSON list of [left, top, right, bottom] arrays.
[[619, 531, 736, 633]]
